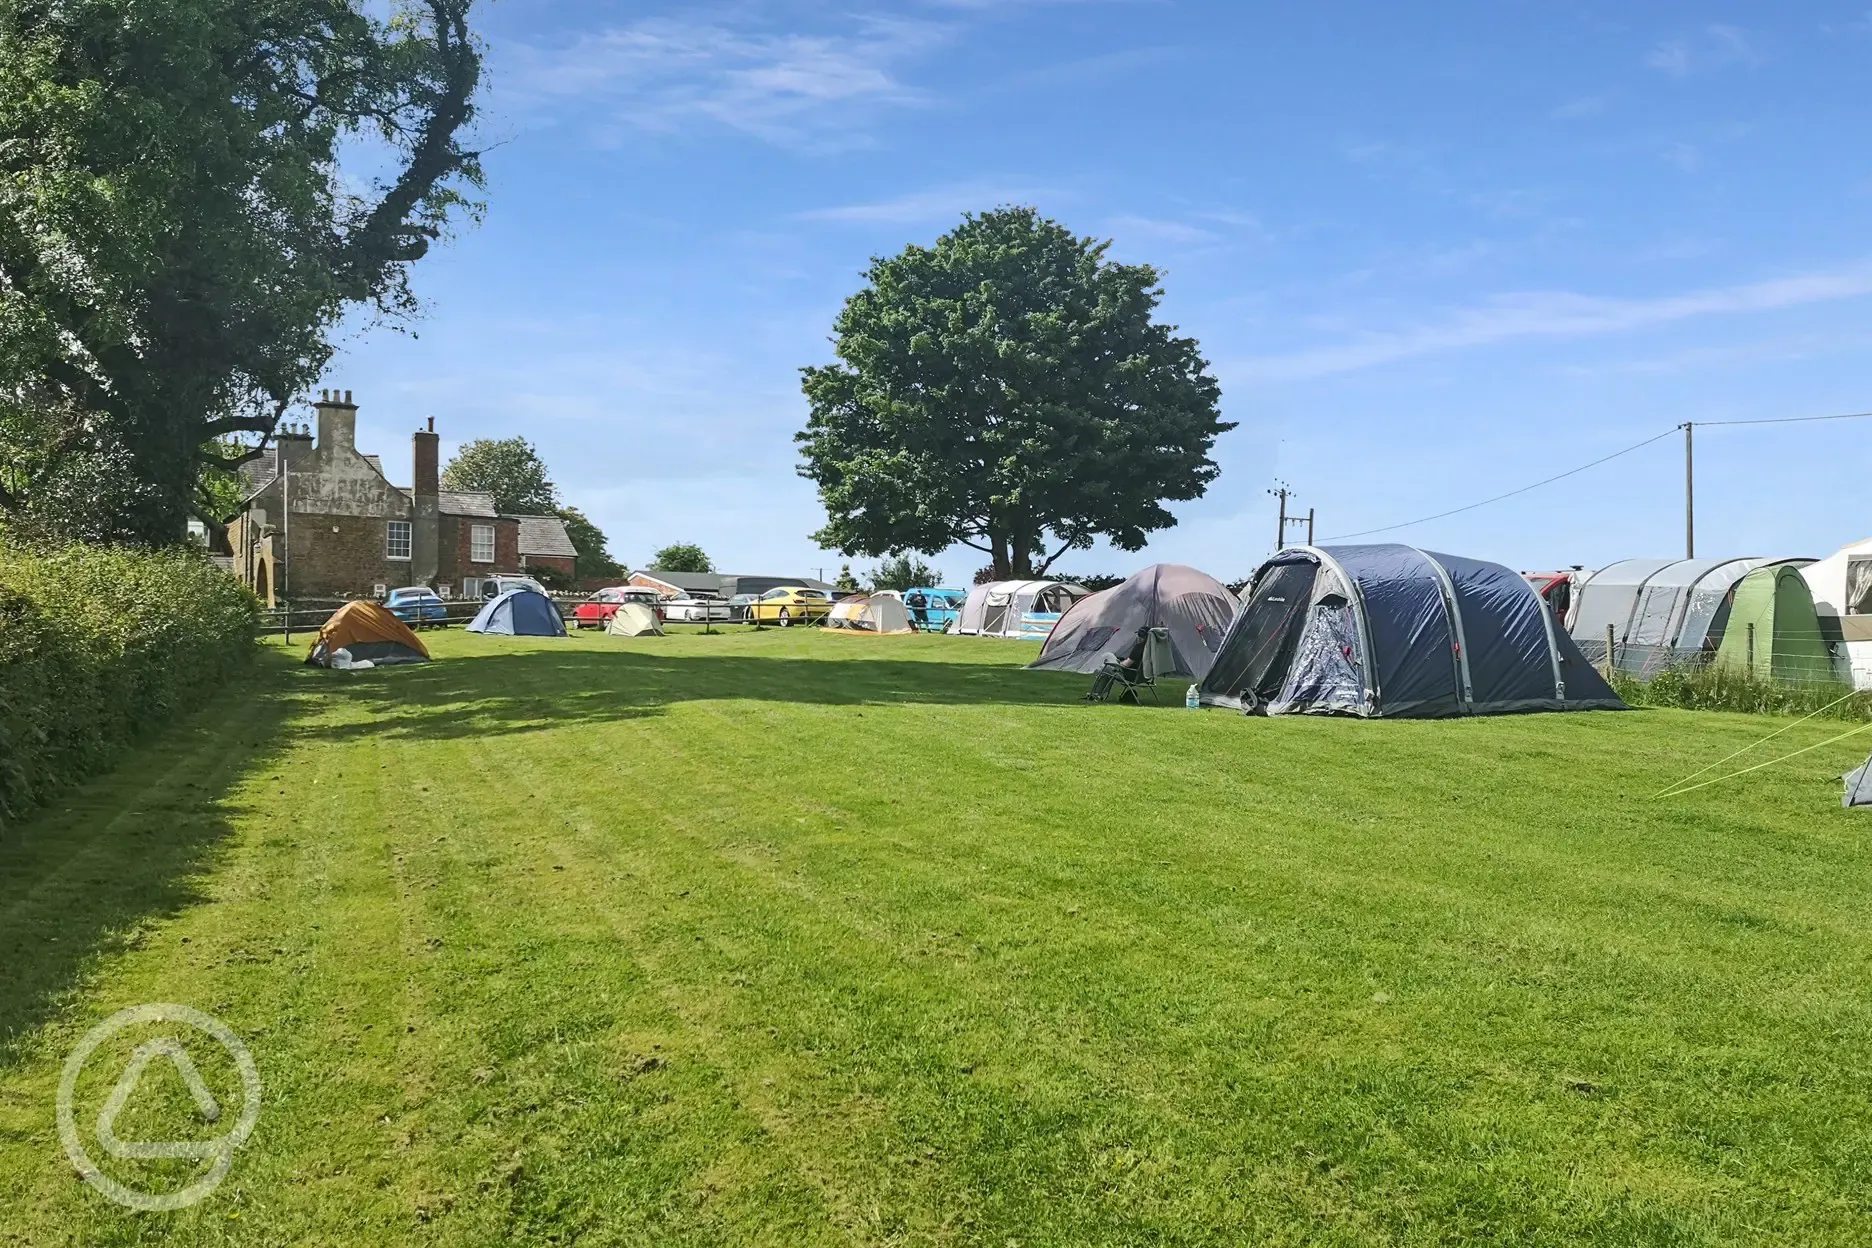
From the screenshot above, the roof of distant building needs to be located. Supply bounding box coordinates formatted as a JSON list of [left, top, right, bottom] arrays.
[[514, 514, 578, 558]]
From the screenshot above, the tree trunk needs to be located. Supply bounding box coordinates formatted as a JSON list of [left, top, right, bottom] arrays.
[[990, 531, 1011, 580]]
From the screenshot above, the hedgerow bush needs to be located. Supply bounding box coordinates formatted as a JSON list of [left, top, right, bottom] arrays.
[[0, 539, 257, 830], [1610, 663, 1872, 722]]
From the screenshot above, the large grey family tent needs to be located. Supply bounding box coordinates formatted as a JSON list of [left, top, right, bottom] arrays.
[[306, 600, 430, 668], [954, 580, 1090, 639], [1568, 556, 1814, 675], [1200, 544, 1624, 718], [1712, 564, 1836, 683], [1029, 564, 1237, 679], [1800, 537, 1872, 689], [604, 602, 663, 636], [466, 587, 567, 637], [827, 594, 912, 633]]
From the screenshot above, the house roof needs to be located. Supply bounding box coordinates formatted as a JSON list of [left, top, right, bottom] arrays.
[[515, 514, 578, 558], [436, 490, 498, 518]]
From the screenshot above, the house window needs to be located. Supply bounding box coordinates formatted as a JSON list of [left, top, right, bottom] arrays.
[[462, 577, 481, 599], [385, 520, 412, 560], [471, 524, 495, 564]]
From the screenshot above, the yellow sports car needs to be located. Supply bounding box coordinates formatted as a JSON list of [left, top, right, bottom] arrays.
[[745, 586, 833, 627]]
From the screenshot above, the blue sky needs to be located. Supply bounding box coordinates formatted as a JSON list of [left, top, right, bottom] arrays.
[[332, 0, 1872, 583]]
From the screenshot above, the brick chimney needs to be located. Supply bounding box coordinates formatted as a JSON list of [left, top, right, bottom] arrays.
[[412, 415, 440, 587], [275, 421, 314, 472], [314, 388, 357, 455]]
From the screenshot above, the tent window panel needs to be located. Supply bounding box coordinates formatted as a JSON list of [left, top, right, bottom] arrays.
[[385, 520, 412, 559], [1848, 560, 1872, 615]]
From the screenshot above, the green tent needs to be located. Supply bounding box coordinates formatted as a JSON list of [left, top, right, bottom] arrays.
[[1713, 565, 1836, 683]]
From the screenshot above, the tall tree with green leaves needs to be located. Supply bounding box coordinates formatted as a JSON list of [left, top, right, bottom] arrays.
[[0, 0, 483, 543], [557, 505, 620, 582], [797, 207, 1231, 581], [868, 554, 943, 591], [441, 438, 558, 514], [650, 544, 713, 574]]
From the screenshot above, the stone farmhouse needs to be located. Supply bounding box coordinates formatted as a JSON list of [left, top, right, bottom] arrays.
[[227, 391, 577, 604]]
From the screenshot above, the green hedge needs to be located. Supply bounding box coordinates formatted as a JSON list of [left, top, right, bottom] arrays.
[[0, 540, 258, 830], [1610, 663, 1872, 722]]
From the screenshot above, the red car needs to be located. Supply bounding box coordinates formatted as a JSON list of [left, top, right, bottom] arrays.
[[572, 586, 664, 629]]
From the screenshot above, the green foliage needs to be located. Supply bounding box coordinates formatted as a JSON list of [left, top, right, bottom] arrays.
[[1054, 572, 1125, 592], [0, 0, 484, 543], [798, 206, 1233, 580], [835, 564, 861, 592], [0, 538, 256, 829], [556, 505, 620, 582], [441, 438, 559, 514], [868, 554, 943, 591], [1612, 663, 1872, 721], [651, 543, 713, 574]]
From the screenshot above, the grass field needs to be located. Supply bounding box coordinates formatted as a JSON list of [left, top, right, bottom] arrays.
[[4, 627, 1872, 1245]]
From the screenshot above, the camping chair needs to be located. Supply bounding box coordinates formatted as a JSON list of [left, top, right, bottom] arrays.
[[1088, 627, 1175, 704]]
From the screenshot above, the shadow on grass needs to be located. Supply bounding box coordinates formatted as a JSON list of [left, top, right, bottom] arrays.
[[299, 647, 1095, 744], [0, 662, 297, 1066]]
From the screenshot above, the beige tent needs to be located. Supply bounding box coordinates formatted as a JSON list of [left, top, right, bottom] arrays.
[[827, 594, 912, 634], [605, 601, 663, 636]]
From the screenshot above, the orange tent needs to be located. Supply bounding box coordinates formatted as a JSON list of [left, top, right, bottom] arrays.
[[306, 600, 431, 668]]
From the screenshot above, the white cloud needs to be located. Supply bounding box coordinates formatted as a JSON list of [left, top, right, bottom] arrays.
[[1647, 24, 1759, 77], [499, 14, 949, 147], [1231, 267, 1872, 382], [800, 183, 1058, 225], [1105, 214, 1220, 246]]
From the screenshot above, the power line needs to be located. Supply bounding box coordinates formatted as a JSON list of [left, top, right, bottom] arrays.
[[1695, 409, 1872, 428], [1318, 427, 1679, 542], [1317, 407, 1872, 544]]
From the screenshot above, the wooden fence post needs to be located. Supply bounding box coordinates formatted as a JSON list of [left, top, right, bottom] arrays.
[[1747, 622, 1756, 674], [1605, 624, 1616, 680]]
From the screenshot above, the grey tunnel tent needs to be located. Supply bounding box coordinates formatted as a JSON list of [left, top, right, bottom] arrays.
[[1568, 556, 1815, 674], [1199, 544, 1625, 718], [1029, 563, 1238, 680]]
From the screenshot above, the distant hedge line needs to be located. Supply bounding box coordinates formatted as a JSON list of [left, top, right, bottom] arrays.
[[0, 540, 258, 831]]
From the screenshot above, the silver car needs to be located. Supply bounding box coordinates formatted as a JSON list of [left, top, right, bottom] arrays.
[[660, 594, 734, 623]]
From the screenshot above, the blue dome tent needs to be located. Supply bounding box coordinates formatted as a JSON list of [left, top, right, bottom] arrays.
[[1200, 544, 1625, 718], [465, 588, 567, 637]]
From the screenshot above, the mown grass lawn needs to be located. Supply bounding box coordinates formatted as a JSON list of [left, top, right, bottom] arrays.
[[3, 626, 1872, 1246]]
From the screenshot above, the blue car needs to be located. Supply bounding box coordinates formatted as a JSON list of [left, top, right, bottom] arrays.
[[385, 586, 449, 629], [900, 586, 966, 632]]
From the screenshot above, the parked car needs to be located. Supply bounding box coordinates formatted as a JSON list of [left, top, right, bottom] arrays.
[[898, 586, 967, 632], [661, 594, 733, 623], [480, 573, 548, 600], [385, 586, 449, 628], [744, 586, 832, 627], [728, 593, 761, 622], [573, 586, 663, 629]]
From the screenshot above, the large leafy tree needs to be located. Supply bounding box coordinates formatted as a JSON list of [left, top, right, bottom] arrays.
[[797, 207, 1232, 580], [0, 0, 483, 544], [441, 437, 558, 514], [557, 505, 620, 582], [650, 543, 713, 574]]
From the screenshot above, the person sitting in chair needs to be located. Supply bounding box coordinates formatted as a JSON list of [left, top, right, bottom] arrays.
[[1086, 626, 1152, 703]]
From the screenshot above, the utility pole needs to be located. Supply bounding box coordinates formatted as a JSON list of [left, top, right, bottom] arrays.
[[1682, 421, 1695, 559], [1269, 480, 1292, 551], [1306, 507, 1316, 545]]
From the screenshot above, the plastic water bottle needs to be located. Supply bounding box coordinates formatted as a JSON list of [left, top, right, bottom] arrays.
[[1185, 683, 1201, 710]]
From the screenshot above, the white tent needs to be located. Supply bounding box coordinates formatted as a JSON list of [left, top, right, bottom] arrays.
[[604, 602, 663, 637], [1568, 556, 1812, 674], [1801, 538, 1872, 688], [827, 594, 912, 633], [954, 580, 1089, 639]]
